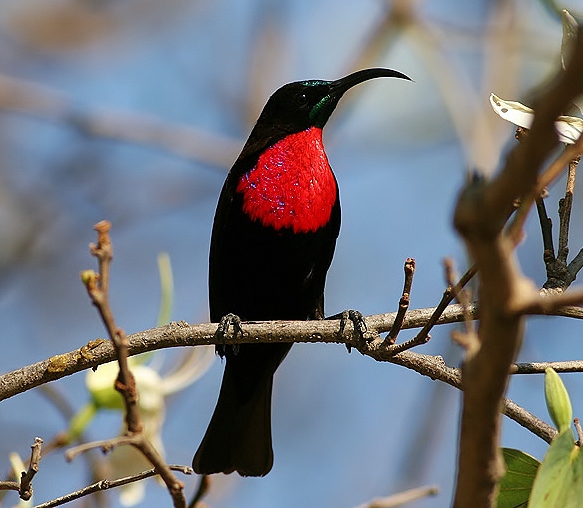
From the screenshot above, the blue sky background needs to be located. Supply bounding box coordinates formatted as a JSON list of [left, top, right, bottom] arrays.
[[0, 1, 582, 507]]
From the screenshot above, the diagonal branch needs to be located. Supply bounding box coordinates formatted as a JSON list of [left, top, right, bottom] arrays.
[[0, 73, 239, 169]]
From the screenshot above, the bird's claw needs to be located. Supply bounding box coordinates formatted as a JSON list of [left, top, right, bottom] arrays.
[[215, 313, 243, 355], [336, 310, 368, 352]]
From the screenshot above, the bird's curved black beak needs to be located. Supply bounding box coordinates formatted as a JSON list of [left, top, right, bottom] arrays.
[[308, 67, 411, 128], [328, 68, 412, 98]]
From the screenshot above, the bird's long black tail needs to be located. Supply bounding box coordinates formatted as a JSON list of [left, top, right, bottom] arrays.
[[192, 343, 291, 477]]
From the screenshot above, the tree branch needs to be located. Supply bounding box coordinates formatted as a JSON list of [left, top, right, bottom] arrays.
[[4, 298, 582, 406], [0, 303, 475, 402], [354, 484, 439, 508], [387, 258, 416, 343], [78, 221, 186, 508], [19, 437, 43, 501], [32, 465, 193, 508], [0, 437, 43, 502], [451, 25, 583, 508], [541, 154, 581, 290]]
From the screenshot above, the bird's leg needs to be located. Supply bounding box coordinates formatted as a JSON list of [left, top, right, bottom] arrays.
[[338, 309, 367, 336], [328, 309, 368, 352], [215, 313, 243, 356]]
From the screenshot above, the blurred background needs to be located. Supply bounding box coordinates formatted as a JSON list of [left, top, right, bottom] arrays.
[[0, 0, 582, 506]]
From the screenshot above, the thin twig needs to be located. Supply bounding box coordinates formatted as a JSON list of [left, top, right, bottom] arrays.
[[0, 437, 44, 501], [65, 436, 138, 462], [370, 349, 557, 444], [354, 484, 439, 508], [84, 221, 141, 435], [566, 248, 583, 285], [387, 258, 415, 344], [411, 264, 478, 346], [32, 465, 193, 508], [382, 264, 479, 356], [19, 437, 43, 501], [535, 197, 556, 269], [445, 259, 479, 353], [0, 481, 20, 492], [509, 134, 583, 245], [188, 474, 210, 508], [511, 360, 583, 374], [80, 221, 185, 508], [537, 136, 583, 198], [444, 258, 474, 329], [557, 155, 578, 265], [514, 287, 583, 315], [542, 154, 580, 290]]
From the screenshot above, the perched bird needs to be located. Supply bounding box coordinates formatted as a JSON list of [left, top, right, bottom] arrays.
[[192, 68, 410, 476]]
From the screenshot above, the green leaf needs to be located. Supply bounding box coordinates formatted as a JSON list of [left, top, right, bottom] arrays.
[[67, 402, 98, 442], [529, 429, 583, 507], [545, 368, 572, 433], [529, 368, 583, 507], [497, 448, 540, 508]]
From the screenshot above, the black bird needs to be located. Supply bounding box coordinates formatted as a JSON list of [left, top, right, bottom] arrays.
[[192, 68, 410, 476]]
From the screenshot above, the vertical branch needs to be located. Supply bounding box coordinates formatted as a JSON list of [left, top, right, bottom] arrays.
[[83, 221, 141, 434], [19, 437, 43, 501], [557, 155, 578, 265], [387, 258, 415, 344], [452, 27, 583, 508], [542, 154, 580, 290], [81, 220, 186, 508], [535, 197, 556, 267], [454, 197, 526, 507], [0, 437, 44, 501], [444, 258, 476, 345]]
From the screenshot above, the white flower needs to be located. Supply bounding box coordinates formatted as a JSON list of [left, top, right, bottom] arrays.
[[490, 93, 583, 144], [81, 346, 215, 506]]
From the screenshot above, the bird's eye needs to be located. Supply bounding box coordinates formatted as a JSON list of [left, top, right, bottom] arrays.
[[294, 93, 309, 108]]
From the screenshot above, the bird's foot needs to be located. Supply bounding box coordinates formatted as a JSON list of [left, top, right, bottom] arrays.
[[215, 313, 243, 356], [329, 310, 369, 352]]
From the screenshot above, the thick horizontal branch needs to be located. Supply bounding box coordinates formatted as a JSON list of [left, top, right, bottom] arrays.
[[2, 302, 582, 403], [0, 301, 574, 447], [0, 304, 474, 402]]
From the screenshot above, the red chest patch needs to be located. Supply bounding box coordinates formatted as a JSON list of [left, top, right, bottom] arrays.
[[236, 127, 337, 234]]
